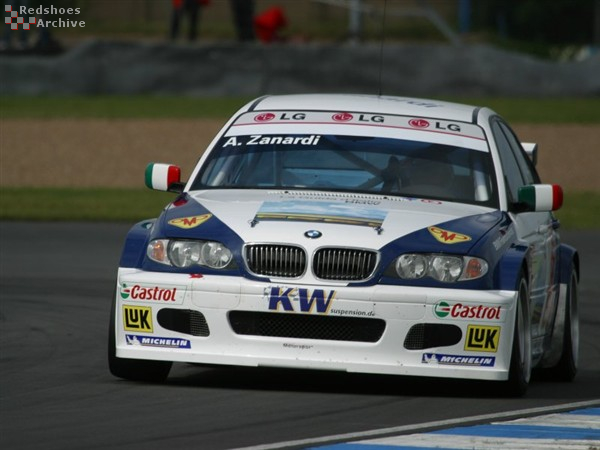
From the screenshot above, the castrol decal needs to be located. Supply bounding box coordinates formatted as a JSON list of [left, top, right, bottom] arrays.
[[434, 301, 505, 322], [120, 283, 186, 305]]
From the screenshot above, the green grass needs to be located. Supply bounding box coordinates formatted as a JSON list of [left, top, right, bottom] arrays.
[[0, 187, 597, 229], [2, 96, 599, 123], [554, 191, 600, 230], [0, 188, 174, 222], [440, 97, 600, 124], [0, 96, 254, 120]]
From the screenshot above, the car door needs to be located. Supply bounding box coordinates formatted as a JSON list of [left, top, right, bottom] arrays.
[[491, 119, 559, 357]]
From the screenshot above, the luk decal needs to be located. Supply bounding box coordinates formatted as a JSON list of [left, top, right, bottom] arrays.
[[168, 213, 212, 229], [266, 287, 336, 314], [123, 305, 153, 333], [434, 301, 504, 322], [120, 283, 185, 305], [126, 334, 190, 349], [422, 353, 495, 367], [464, 325, 500, 353], [428, 226, 471, 244]]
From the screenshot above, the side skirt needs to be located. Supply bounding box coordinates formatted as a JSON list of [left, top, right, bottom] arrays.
[[538, 282, 567, 368]]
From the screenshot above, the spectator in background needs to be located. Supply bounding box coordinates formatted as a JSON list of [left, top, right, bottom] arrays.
[[254, 6, 287, 43], [170, 0, 210, 41], [230, 0, 255, 42]]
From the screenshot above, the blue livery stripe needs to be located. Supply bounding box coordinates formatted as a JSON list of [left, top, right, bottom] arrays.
[[569, 407, 600, 416], [308, 406, 600, 449], [312, 445, 441, 450], [431, 424, 600, 440]]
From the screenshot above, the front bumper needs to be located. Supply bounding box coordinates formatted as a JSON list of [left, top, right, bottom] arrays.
[[114, 268, 518, 381]]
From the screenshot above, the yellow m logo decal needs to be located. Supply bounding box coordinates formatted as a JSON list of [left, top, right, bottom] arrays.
[[168, 214, 212, 229]]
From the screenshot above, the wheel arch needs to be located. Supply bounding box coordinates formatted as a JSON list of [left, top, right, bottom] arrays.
[[119, 219, 156, 268], [495, 244, 531, 291], [559, 244, 579, 283]]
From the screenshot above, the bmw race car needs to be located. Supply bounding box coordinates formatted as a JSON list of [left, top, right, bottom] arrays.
[[109, 94, 579, 396]]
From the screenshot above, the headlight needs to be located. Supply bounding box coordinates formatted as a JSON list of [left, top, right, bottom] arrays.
[[429, 255, 463, 282], [199, 241, 233, 269], [170, 240, 203, 268], [147, 239, 234, 269], [393, 254, 487, 282], [395, 254, 428, 279]]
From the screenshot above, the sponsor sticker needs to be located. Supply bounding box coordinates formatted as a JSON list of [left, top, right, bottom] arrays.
[[265, 286, 336, 314], [422, 353, 495, 367], [168, 214, 212, 229], [223, 135, 321, 147], [493, 228, 515, 251], [464, 325, 500, 353], [428, 226, 471, 244], [332, 112, 354, 122], [122, 305, 153, 333], [228, 112, 488, 151], [409, 118, 430, 128], [126, 334, 191, 349], [254, 112, 276, 122], [255, 200, 387, 228], [120, 283, 186, 305], [264, 286, 376, 317], [434, 301, 504, 322], [283, 343, 314, 350]]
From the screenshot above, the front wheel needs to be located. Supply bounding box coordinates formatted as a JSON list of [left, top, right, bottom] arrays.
[[503, 276, 532, 397], [108, 294, 172, 383]]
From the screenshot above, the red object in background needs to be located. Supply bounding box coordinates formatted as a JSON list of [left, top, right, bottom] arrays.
[[254, 6, 287, 43], [172, 0, 210, 8]]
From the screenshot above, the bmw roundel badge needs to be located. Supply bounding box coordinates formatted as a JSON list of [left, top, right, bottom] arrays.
[[304, 230, 322, 239]]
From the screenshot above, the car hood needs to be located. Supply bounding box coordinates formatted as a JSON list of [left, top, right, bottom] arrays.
[[158, 190, 501, 252]]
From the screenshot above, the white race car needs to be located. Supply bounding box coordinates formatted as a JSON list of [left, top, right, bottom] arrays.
[[109, 94, 579, 396]]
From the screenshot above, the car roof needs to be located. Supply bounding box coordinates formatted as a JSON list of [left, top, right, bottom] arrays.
[[246, 94, 488, 124]]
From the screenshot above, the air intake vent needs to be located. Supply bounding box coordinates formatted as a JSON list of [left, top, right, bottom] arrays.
[[245, 244, 307, 278], [157, 309, 210, 337], [404, 323, 462, 350], [229, 311, 385, 343], [313, 248, 377, 281]]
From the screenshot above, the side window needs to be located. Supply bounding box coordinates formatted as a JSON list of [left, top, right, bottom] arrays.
[[492, 121, 524, 203], [498, 122, 540, 184]]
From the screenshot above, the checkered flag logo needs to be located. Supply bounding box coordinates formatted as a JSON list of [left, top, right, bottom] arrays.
[[5, 4, 36, 30]]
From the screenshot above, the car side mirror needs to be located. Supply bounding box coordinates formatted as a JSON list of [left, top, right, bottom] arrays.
[[521, 142, 538, 166], [145, 163, 185, 193], [516, 184, 563, 212]]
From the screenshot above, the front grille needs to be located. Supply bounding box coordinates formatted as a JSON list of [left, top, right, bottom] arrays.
[[313, 248, 377, 281], [403, 323, 462, 350], [229, 311, 385, 343], [157, 309, 210, 337], [245, 244, 307, 278]]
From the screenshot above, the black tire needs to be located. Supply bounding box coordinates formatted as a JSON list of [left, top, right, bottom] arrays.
[[544, 270, 579, 381], [108, 294, 172, 383], [503, 276, 532, 397]]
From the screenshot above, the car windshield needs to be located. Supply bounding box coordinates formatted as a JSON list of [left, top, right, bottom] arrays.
[[192, 132, 497, 208]]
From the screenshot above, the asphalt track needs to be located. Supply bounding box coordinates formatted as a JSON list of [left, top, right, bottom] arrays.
[[1, 222, 599, 450]]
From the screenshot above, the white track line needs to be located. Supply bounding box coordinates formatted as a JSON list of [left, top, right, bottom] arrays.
[[231, 399, 600, 450]]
